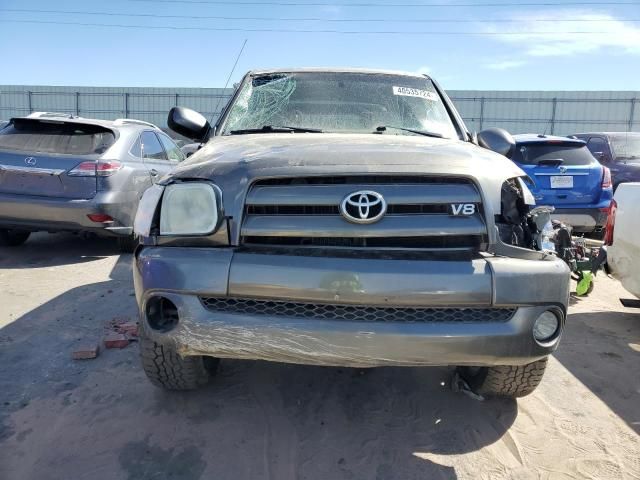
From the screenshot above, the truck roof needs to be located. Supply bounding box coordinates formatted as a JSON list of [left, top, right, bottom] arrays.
[[247, 67, 431, 79]]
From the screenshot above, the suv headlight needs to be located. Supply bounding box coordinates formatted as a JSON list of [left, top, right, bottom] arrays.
[[160, 182, 222, 236]]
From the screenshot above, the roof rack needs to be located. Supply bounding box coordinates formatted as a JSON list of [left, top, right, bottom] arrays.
[[113, 118, 160, 129], [27, 112, 76, 119]]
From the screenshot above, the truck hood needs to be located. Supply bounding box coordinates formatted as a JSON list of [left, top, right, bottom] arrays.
[[167, 133, 526, 213]]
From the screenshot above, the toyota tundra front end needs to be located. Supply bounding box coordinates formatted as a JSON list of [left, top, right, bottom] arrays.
[[132, 69, 570, 397]]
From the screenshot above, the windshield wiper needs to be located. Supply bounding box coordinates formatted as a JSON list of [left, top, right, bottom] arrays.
[[228, 125, 323, 135], [374, 125, 444, 138]]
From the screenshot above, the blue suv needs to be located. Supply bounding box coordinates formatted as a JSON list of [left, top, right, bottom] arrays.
[[512, 134, 613, 234]]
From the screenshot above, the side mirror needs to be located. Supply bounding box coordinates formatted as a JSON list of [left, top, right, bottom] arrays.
[[477, 127, 516, 159], [167, 107, 210, 142]]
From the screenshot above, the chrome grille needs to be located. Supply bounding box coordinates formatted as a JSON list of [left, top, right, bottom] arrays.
[[241, 176, 487, 250], [241, 235, 481, 249], [199, 297, 515, 323]]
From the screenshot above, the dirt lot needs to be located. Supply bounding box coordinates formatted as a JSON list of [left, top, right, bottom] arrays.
[[0, 233, 639, 480]]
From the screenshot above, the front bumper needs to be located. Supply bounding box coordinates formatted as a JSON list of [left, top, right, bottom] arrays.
[[0, 191, 136, 236], [134, 248, 570, 368], [552, 207, 609, 233]]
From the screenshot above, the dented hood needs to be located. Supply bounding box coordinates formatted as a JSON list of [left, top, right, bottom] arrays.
[[167, 133, 526, 213]]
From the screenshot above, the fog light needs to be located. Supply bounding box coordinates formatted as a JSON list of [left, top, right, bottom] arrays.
[[146, 296, 179, 332], [533, 310, 559, 342]]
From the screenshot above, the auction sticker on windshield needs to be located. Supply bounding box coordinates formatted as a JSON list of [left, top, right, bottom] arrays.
[[393, 86, 438, 101]]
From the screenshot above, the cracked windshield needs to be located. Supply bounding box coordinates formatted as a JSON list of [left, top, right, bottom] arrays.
[[223, 72, 458, 137]]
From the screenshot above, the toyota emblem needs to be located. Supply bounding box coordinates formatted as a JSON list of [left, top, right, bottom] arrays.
[[340, 190, 387, 224], [24, 157, 37, 166]]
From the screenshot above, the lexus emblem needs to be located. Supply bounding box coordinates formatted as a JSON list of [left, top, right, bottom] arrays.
[[340, 190, 387, 224], [24, 157, 37, 166]]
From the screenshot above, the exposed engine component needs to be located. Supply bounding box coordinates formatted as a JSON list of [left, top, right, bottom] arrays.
[[495, 177, 552, 250], [548, 222, 607, 296]]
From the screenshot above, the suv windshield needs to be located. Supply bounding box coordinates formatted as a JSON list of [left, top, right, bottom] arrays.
[[513, 143, 595, 166], [0, 119, 115, 155], [610, 133, 640, 160], [221, 72, 458, 138]]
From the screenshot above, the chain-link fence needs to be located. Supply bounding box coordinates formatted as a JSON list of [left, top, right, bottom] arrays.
[[1, 86, 638, 135], [451, 91, 639, 135]]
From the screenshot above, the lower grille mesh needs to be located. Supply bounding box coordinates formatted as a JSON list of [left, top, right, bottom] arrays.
[[199, 297, 516, 323]]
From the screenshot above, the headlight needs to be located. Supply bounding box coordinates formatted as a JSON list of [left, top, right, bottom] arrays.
[[160, 182, 221, 236]]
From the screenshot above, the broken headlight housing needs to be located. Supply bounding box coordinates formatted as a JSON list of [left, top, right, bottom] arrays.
[[496, 177, 541, 249], [159, 182, 223, 236]]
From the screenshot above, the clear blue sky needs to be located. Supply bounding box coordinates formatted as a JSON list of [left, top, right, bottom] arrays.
[[0, 0, 639, 90]]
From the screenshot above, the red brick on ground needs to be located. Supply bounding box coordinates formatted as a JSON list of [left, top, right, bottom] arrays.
[[104, 333, 129, 349], [72, 344, 100, 360], [116, 322, 139, 337], [108, 316, 131, 328]]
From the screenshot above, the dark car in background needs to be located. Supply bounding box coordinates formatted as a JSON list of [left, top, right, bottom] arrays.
[[571, 132, 640, 190], [0, 112, 185, 250], [511, 134, 613, 234]]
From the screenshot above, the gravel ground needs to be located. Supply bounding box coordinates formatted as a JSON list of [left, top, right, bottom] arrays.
[[0, 233, 638, 480]]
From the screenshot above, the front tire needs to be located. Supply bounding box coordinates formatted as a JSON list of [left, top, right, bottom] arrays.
[[139, 331, 219, 390], [0, 229, 31, 246], [457, 357, 548, 398]]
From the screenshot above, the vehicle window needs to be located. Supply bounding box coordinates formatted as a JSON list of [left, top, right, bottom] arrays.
[[587, 137, 607, 153], [130, 136, 142, 158], [221, 72, 458, 138], [0, 119, 115, 155], [512, 143, 595, 166], [586, 137, 608, 161], [140, 131, 167, 161], [158, 134, 186, 162], [609, 133, 640, 160]]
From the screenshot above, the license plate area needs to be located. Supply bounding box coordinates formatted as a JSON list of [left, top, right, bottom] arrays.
[[550, 175, 573, 189], [0, 165, 94, 198], [0, 170, 61, 190]]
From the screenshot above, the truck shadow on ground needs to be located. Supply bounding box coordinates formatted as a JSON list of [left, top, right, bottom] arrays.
[[0, 246, 518, 480], [553, 310, 640, 435], [0, 232, 119, 269]]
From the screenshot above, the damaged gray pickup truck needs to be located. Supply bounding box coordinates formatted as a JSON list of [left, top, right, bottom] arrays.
[[133, 68, 570, 397]]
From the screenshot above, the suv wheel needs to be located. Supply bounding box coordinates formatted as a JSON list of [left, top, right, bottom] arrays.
[[457, 357, 548, 398], [0, 229, 31, 247], [139, 330, 219, 390], [117, 234, 138, 253]]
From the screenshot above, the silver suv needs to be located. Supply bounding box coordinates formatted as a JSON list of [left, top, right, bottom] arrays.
[[0, 113, 185, 251], [133, 69, 570, 397]]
